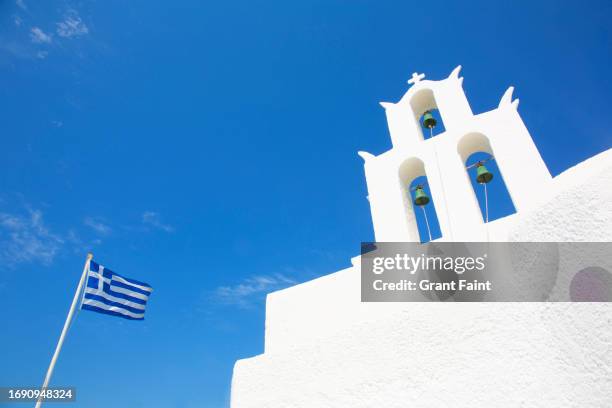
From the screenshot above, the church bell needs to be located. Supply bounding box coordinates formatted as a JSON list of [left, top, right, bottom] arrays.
[[413, 186, 430, 206], [422, 111, 437, 129], [476, 164, 493, 184]]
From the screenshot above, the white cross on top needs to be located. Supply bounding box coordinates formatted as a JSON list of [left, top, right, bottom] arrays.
[[407, 72, 425, 85]]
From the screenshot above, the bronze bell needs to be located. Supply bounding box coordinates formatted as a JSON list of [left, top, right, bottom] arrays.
[[422, 111, 437, 129], [413, 186, 430, 206], [476, 164, 493, 184]]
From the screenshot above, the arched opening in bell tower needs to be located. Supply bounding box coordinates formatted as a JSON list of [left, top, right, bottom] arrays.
[[457, 133, 516, 223], [409, 88, 446, 140], [399, 158, 442, 243]]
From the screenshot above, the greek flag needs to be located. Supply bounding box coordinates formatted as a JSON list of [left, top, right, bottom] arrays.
[[81, 260, 153, 320]]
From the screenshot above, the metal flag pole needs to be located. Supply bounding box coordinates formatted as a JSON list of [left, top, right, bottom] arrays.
[[34, 253, 93, 408]]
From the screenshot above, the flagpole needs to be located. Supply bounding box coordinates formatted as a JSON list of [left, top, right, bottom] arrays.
[[34, 252, 93, 408]]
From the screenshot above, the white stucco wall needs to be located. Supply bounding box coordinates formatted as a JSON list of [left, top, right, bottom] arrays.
[[232, 151, 612, 407], [230, 68, 612, 407]]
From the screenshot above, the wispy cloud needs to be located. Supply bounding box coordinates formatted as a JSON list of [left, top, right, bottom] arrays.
[[83, 217, 111, 235], [30, 27, 52, 44], [56, 10, 88, 39], [0, 41, 34, 59], [142, 211, 174, 233], [6, 8, 90, 62], [65, 229, 101, 254], [0, 209, 64, 267], [211, 274, 297, 309]]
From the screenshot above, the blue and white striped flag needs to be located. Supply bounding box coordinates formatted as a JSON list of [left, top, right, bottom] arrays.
[[81, 260, 153, 321]]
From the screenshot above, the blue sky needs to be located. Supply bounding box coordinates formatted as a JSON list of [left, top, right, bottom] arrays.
[[0, 0, 610, 407]]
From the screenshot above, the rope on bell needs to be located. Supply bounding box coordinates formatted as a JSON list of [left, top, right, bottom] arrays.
[[421, 206, 432, 242], [467, 157, 495, 223], [483, 182, 489, 222], [412, 185, 432, 242], [421, 109, 455, 241]]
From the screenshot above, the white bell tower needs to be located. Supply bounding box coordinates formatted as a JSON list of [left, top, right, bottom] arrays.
[[359, 66, 552, 242]]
